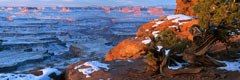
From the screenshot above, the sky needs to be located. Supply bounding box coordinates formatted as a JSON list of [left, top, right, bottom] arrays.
[[0, 0, 176, 7]]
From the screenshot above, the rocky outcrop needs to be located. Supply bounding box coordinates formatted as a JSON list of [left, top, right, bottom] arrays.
[[105, 37, 148, 61], [136, 15, 197, 40], [66, 59, 147, 80], [175, 0, 199, 16], [105, 14, 198, 61]]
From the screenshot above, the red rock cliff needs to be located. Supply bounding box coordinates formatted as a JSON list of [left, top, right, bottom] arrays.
[[174, 0, 199, 16]]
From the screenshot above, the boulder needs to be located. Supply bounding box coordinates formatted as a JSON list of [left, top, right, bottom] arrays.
[[105, 37, 148, 61]]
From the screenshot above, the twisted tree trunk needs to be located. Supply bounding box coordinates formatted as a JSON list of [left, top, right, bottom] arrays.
[[183, 25, 226, 67]]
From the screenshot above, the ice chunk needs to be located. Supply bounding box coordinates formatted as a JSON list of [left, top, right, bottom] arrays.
[[142, 37, 151, 44], [167, 14, 193, 23], [217, 60, 240, 71], [152, 31, 160, 38], [74, 61, 110, 78]]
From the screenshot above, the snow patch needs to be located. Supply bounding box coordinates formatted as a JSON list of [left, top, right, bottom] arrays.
[[145, 29, 149, 31], [217, 60, 240, 71], [0, 68, 61, 80], [152, 21, 165, 27], [167, 14, 193, 23], [169, 25, 178, 28], [165, 49, 170, 56], [37, 68, 62, 80], [152, 31, 160, 38], [157, 46, 163, 52], [142, 37, 151, 44], [168, 61, 183, 70], [74, 61, 110, 78], [179, 22, 187, 25], [169, 25, 180, 30], [127, 60, 134, 63]]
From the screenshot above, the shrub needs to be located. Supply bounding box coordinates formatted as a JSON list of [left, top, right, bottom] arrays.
[[193, 0, 240, 47]]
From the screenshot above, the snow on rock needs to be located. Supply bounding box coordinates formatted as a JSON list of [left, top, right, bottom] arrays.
[[179, 22, 188, 25], [217, 60, 240, 71], [169, 25, 178, 28], [152, 21, 165, 27], [152, 31, 160, 38], [0, 74, 36, 80], [141, 37, 152, 44], [36, 68, 62, 80], [165, 49, 170, 56], [168, 61, 183, 70], [157, 46, 163, 52], [169, 25, 180, 30], [167, 14, 193, 23], [127, 60, 134, 63], [0, 68, 61, 80], [145, 29, 149, 31], [114, 60, 134, 63], [74, 61, 110, 78]]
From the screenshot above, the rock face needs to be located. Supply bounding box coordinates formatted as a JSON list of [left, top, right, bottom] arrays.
[[136, 14, 197, 40], [66, 60, 147, 80], [105, 37, 148, 61], [105, 14, 198, 61], [66, 59, 240, 80], [175, 0, 199, 16]]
